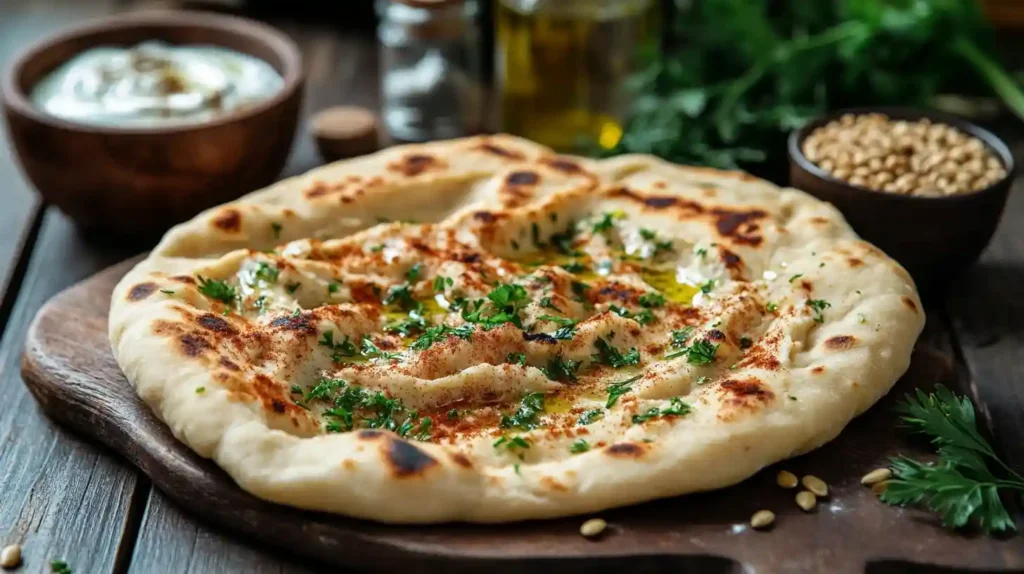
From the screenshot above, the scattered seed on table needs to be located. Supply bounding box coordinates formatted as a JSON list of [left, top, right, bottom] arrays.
[[872, 481, 890, 495], [802, 475, 829, 497], [861, 468, 892, 486], [796, 490, 817, 512], [0, 544, 21, 569], [776, 470, 798, 489], [750, 510, 775, 529], [580, 518, 607, 538]]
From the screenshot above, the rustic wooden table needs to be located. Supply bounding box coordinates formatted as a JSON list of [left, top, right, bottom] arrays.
[[1, 2, 1022, 574]]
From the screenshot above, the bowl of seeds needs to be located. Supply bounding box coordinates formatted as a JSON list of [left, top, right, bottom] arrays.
[[789, 107, 1015, 283]]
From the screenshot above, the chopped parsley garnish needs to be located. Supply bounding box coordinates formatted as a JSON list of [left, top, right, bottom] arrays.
[[638, 292, 665, 308], [195, 386, 205, 394], [361, 335, 402, 360], [639, 228, 656, 240], [500, 392, 545, 430], [383, 283, 419, 312], [632, 397, 691, 424], [253, 262, 279, 284], [306, 378, 430, 439], [196, 276, 237, 304], [493, 435, 531, 458], [592, 337, 641, 368], [695, 376, 710, 385], [433, 276, 453, 292], [666, 338, 719, 365], [541, 354, 581, 383], [271, 222, 282, 238], [606, 374, 642, 407], [406, 263, 423, 282], [739, 335, 753, 349], [305, 377, 345, 402], [384, 313, 428, 337], [561, 261, 587, 273], [670, 327, 694, 348], [695, 247, 708, 258], [447, 408, 459, 420], [319, 331, 359, 362], [570, 439, 591, 454], [328, 282, 340, 294], [766, 302, 778, 313], [507, 352, 527, 366], [548, 221, 578, 254], [160, 289, 175, 295], [570, 281, 590, 304], [807, 299, 831, 323], [609, 305, 655, 326], [639, 229, 673, 256], [286, 282, 301, 294], [370, 244, 385, 252], [539, 296, 560, 311], [410, 324, 474, 351], [538, 314, 575, 327], [789, 273, 804, 282], [578, 409, 604, 425], [552, 326, 577, 340], [290, 384, 303, 395], [50, 560, 72, 574], [699, 279, 716, 294], [462, 283, 529, 329], [592, 212, 621, 233]]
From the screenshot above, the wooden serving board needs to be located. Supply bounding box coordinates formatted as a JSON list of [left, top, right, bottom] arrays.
[[20, 258, 1024, 573]]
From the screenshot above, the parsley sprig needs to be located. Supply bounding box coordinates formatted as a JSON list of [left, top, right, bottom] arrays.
[[197, 276, 237, 304], [632, 397, 691, 424], [881, 386, 1023, 535], [592, 337, 641, 368], [666, 338, 719, 365], [500, 392, 546, 430]]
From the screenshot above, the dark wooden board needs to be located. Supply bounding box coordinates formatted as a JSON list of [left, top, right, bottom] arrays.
[[20, 259, 1024, 573]]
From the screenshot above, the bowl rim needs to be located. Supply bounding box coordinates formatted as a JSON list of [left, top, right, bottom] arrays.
[[787, 106, 1016, 204], [0, 9, 304, 135]]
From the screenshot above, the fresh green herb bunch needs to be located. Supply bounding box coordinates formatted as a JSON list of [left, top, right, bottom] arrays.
[[613, 0, 1024, 174]]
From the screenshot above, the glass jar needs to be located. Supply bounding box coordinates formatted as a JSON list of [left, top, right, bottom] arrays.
[[496, 0, 656, 153], [376, 0, 484, 142]]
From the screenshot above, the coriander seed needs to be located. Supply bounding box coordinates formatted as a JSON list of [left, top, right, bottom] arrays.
[[580, 518, 608, 538], [776, 470, 799, 489], [750, 510, 775, 529], [861, 468, 892, 486], [802, 475, 829, 497], [796, 490, 817, 512]]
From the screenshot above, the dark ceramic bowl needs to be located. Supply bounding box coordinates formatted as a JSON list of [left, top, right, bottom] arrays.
[[789, 107, 1015, 284], [1, 10, 304, 240]]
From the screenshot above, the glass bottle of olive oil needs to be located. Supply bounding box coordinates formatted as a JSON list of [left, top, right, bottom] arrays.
[[496, 0, 656, 153]]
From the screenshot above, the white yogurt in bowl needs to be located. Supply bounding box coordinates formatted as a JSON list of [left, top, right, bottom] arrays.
[[30, 41, 283, 127]]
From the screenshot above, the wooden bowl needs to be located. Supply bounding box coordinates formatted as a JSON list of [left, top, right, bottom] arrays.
[[789, 107, 1015, 286], [1, 10, 304, 240]]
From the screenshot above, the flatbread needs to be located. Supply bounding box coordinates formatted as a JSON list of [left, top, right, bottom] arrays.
[[109, 135, 924, 523]]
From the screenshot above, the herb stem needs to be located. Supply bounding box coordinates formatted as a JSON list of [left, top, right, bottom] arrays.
[[952, 35, 1024, 122]]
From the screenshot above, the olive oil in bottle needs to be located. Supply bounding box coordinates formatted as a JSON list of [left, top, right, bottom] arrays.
[[496, 0, 655, 153]]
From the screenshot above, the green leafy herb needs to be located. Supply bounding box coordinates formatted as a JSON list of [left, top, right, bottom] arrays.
[[493, 435, 531, 458], [695, 247, 708, 258], [160, 289, 175, 295], [638, 292, 665, 308], [319, 331, 359, 363], [384, 313, 428, 337], [406, 263, 423, 282], [666, 338, 719, 365], [383, 283, 420, 312], [807, 299, 831, 323], [507, 352, 527, 367], [789, 274, 804, 283], [538, 314, 576, 327], [700, 279, 716, 294], [541, 354, 581, 383], [609, 305, 655, 326], [695, 376, 710, 385], [592, 212, 621, 233], [632, 397, 691, 424], [561, 261, 588, 273], [880, 385, 1023, 535], [539, 296, 561, 311], [370, 244, 385, 253], [195, 386, 205, 394], [433, 276, 453, 292], [766, 302, 778, 313], [570, 439, 591, 454], [462, 283, 529, 329], [606, 374, 643, 408], [670, 327, 694, 348], [197, 276, 237, 304], [548, 221, 578, 255], [570, 281, 590, 304], [592, 337, 641, 368], [578, 409, 604, 426], [328, 282, 340, 294], [552, 326, 577, 340], [739, 335, 753, 349], [410, 324, 474, 351], [286, 282, 301, 294], [447, 408, 460, 420], [500, 392, 546, 430], [361, 335, 402, 360], [50, 560, 72, 574], [270, 222, 282, 238]]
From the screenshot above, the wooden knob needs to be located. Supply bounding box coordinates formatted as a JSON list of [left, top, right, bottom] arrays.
[[310, 106, 380, 162]]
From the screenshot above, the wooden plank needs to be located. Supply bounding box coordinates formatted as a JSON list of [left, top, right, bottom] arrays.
[[946, 174, 1024, 476], [125, 23, 379, 573], [1, 209, 140, 574]]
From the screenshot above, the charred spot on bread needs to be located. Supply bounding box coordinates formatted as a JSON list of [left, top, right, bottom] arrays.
[[389, 153, 445, 177], [269, 312, 317, 335], [544, 157, 582, 174], [197, 313, 235, 334], [128, 282, 157, 301], [450, 452, 473, 468], [179, 333, 212, 357], [358, 430, 384, 440], [386, 438, 439, 477], [170, 275, 196, 284], [825, 335, 856, 350], [506, 171, 540, 186], [605, 442, 646, 458], [719, 377, 775, 408], [219, 357, 241, 371], [477, 142, 526, 160], [212, 208, 242, 232]]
